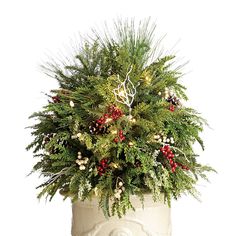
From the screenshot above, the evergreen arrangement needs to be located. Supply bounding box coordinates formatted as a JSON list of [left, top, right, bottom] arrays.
[[27, 20, 214, 217]]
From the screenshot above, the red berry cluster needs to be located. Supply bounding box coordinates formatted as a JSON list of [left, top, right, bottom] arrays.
[[108, 105, 123, 121], [169, 104, 175, 112], [97, 158, 109, 176], [160, 145, 178, 173], [90, 106, 123, 135], [97, 105, 123, 125], [160, 145, 190, 172], [52, 96, 60, 103], [177, 162, 190, 171], [114, 130, 126, 143], [96, 113, 110, 125]]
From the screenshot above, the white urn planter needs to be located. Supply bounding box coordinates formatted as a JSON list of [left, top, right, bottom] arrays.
[[71, 194, 171, 236]]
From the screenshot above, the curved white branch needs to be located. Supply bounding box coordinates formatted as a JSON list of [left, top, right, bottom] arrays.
[[113, 66, 138, 115]]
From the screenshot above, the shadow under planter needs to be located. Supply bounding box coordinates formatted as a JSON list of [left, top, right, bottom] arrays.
[[71, 194, 171, 236]]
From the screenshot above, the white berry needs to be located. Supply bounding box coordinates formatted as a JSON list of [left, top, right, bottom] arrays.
[[114, 193, 121, 199], [69, 100, 75, 107], [79, 165, 86, 170]]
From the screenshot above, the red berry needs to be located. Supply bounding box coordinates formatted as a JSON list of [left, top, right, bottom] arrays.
[[166, 148, 171, 153], [164, 145, 169, 149], [171, 167, 176, 173], [169, 104, 175, 112], [52, 96, 60, 103], [183, 165, 189, 170], [160, 147, 164, 152], [169, 159, 174, 165], [99, 119, 102, 123], [114, 137, 119, 143], [167, 154, 173, 159]]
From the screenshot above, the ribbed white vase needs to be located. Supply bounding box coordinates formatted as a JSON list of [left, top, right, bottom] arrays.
[[71, 194, 171, 236]]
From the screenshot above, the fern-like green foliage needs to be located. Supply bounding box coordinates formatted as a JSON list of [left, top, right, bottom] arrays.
[[27, 19, 215, 218]]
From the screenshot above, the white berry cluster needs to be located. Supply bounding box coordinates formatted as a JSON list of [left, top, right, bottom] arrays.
[[158, 87, 172, 98], [76, 151, 89, 170], [114, 181, 125, 200], [154, 132, 175, 144], [164, 87, 173, 99]]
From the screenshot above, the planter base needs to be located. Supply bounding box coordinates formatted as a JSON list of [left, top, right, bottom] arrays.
[[72, 195, 171, 236]]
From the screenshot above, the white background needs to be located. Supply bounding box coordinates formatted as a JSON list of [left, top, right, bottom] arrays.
[[0, 0, 235, 235]]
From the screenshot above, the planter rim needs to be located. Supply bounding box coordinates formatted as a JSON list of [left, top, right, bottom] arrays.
[[73, 193, 167, 209]]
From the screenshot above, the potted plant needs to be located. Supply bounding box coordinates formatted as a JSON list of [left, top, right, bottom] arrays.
[[27, 19, 214, 236]]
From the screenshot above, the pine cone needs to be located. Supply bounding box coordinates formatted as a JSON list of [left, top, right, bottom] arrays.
[[89, 121, 108, 135]]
